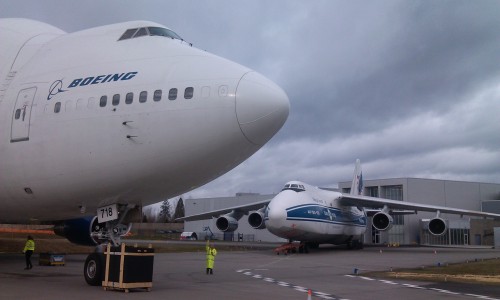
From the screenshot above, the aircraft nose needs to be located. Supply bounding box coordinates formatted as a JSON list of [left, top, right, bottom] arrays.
[[235, 72, 290, 145], [265, 199, 287, 230]]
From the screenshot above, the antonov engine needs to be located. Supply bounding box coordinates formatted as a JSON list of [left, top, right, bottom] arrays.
[[215, 214, 239, 232], [247, 209, 266, 229], [371, 211, 393, 231], [427, 217, 447, 235]]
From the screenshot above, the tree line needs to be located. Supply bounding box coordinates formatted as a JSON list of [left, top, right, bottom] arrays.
[[142, 197, 185, 223]]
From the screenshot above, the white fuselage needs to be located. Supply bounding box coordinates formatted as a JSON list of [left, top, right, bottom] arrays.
[[0, 19, 289, 222], [264, 181, 366, 244]]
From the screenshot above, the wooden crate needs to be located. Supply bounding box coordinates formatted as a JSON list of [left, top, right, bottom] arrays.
[[102, 243, 154, 292]]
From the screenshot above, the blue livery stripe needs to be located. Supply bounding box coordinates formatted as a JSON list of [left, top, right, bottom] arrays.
[[286, 204, 366, 227]]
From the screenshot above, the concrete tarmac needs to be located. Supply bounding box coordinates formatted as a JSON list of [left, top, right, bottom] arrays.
[[1, 245, 500, 300]]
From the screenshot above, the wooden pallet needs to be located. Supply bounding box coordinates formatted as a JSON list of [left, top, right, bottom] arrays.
[[103, 282, 152, 293]]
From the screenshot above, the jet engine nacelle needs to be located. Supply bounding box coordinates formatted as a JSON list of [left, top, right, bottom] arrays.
[[53, 216, 103, 246], [248, 211, 266, 229], [372, 212, 393, 231], [216, 215, 238, 232], [428, 218, 447, 236]]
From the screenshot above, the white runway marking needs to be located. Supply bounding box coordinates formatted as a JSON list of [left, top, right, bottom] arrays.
[[346, 275, 500, 299], [238, 269, 346, 300]]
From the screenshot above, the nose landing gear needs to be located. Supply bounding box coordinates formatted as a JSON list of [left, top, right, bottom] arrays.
[[83, 204, 138, 286]]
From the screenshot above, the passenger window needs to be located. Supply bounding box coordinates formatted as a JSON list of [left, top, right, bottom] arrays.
[[139, 91, 147, 103], [154, 89, 162, 102], [54, 102, 61, 113], [112, 94, 120, 106], [168, 88, 177, 100], [65, 100, 74, 112], [100, 96, 107, 107], [219, 85, 228, 97], [202, 86, 210, 98], [76, 99, 86, 110], [184, 87, 194, 99], [88, 97, 96, 109], [125, 92, 133, 104], [15, 109, 21, 119]]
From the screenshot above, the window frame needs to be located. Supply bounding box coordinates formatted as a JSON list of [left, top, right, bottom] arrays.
[[184, 87, 194, 99], [54, 102, 61, 113], [112, 94, 120, 106], [125, 92, 134, 104], [168, 88, 177, 100], [153, 89, 162, 102], [139, 91, 148, 103], [100, 95, 107, 107]]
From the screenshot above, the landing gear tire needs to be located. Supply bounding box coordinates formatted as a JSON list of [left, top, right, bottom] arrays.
[[84, 253, 104, 286], [307, 242, 319, 249], [357, 240, 364, 250], [348, 239, 364, 250]]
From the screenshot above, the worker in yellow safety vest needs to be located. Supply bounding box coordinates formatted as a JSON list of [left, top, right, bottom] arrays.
[[23, 235, 35, 270], [206, 239, 217, 275]]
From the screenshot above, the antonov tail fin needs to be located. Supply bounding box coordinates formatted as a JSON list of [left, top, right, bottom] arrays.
[[350, 159, 363, 195]]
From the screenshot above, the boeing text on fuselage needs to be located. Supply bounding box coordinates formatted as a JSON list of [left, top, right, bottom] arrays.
[[47, 71, 139, 100]]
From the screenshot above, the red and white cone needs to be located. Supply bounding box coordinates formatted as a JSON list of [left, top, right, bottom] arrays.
[[307, 289, 312, 300]]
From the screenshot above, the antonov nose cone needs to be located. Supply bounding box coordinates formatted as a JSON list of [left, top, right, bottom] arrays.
[[235, 72, 290, 145], [265, 204, 285, 229]]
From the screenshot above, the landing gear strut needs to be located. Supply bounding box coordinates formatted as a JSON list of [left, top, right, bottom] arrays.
[[347, 235, 364, 250], [83, 204, 138, 286]]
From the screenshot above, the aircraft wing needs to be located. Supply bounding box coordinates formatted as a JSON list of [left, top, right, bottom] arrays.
[[364, 209, 417, 217], [339, 194, 500, 219], [177, 199, 272, 221]]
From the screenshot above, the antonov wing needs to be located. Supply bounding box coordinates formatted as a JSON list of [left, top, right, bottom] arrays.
[[177, 199, 271, 221], [339, 194, 500, 219]]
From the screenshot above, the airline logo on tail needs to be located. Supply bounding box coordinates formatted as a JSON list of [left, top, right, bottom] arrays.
[[350, 159, 363, 195], [357, 172, 363, 195]]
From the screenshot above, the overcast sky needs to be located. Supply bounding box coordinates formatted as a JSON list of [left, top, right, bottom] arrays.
[[3, 1, 500, 201]]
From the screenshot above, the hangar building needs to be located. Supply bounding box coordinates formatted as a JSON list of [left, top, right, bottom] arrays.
[[338, 178, 500, 246], [183, 178, 500, 246]]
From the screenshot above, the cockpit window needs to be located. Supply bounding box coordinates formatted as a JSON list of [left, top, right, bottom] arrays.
[[148, 27, 183, 40], [134, 27, 148, 38], [119, 29, 138, 40], [118, 26, 183, 41], [281, 183, 306, 192]]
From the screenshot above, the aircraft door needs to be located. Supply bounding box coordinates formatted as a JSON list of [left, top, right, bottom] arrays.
[[11, 87, 37, 142]]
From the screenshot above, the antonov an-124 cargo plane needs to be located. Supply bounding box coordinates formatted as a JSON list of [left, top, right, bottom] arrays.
[[180, 160, 500, 251], [0, 18, 289, 285]]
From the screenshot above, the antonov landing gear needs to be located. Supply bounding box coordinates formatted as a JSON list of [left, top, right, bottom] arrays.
[[83, 204, 138, 286], [347, 235, 364, 250], [274, 240, 312, 255]]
